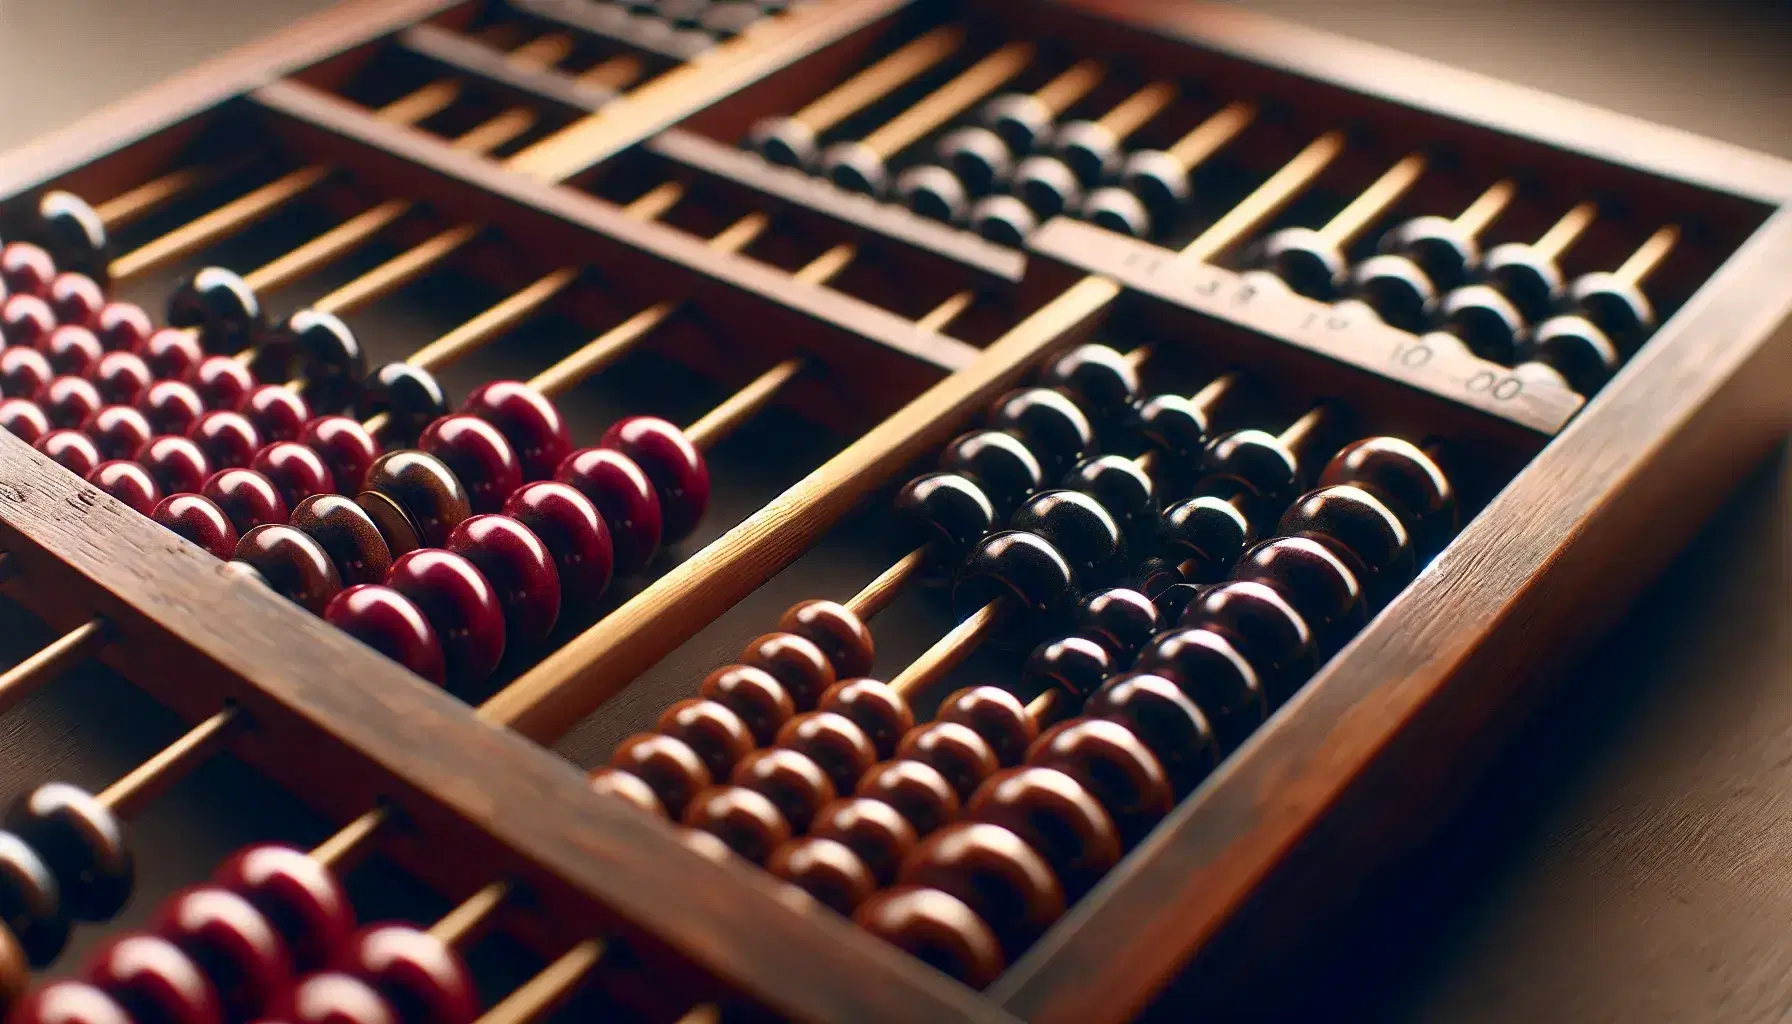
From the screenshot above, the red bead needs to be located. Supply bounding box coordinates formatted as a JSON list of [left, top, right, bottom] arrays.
[[1, 346, 54, 399], [599, 415, 710, 543], [301, 416, 379, 494], [42, 374, 103, 427], [94, 302, 153, 352], [8, 980, 133, 1024], [40, 325, 102, 376], [88, 351, 154, 405], [151, 494, 239, 560], [252, 441, 336, 508], [213, 844, 355, 975], [235, 524, 342, 614], [1, 243, 57, 297], [34, 429, 102, 476], [202, 468, 288, 535], [462, 380, 570, 481], [418, 415, 521, 515], [87, 460, 163, 515], [276, 972, 399, 1024], [446, 514, 560, 649], [238, 383, 309, 442], [185, 355, 256, 410], [554, 446, 661, 574], [187, 410, 261, 469], [136, 380, 207, 435], [2, 293, 58, 348], [84, 933, 223, 1024], [338, 924, 478, 1024], [323, 585, 446, 685], [386, 550, 505, 687], [143, 329, 204, 379], [137, 435, 212, 495], [83, 405, 154, 460], [500, 481, 613, 605], [48, 273, 105, 328], [1, 397, 51, 443], [152, 885, 294, 1024]]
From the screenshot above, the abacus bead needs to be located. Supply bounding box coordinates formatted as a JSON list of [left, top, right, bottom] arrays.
[[811, 798, 917, 886], [322, 586, 445, 686], [418, 415, 521, 515], [4, 783, 131, 922], [136, 381, 206, 436], [1348, 254, 1438, 333], [237, 385, 309, 443], [386, 550, 505, 686], [85, 934, 222, 1024], [777, 600, 874, 680], [699, 665, 796, 746], [252, 442, 336, 509], [152, 887, 292, 1024], [35, 430, 102, 477], [853, 886, 1004, 988], [235, 525, 342, 614], [586, 767, 666, 818], [1526, 315, 1620, 395], [768, 837, 876, 914], [682, 785, 792, 865], [1062, 455, 1155, 538], [95, 304, 154, 355], [255, 311, 365, 414], [937, 429, 1044, 518], [1076, 587, 1159, 660], [88, 460, 163, 515], [892, 472, 996, 564], [1182, 580, 1316, 703], [1028, 718, 1173, 846], [42, 325, 103, 375], [500, 481, 614, 606], [1135, 627, 1265, 752], [1, 347, 54, 399], [1234, 536, 1366, 653], [776, 711, 877, 796], [340, 924, 477, 1024], [896, 722, 1000, 801], [1440, 284, 1526, 363], [897, 164, 970, 223], [449, 514, 563, 649], [89, 351, 153, 406], [87, 416, 155, 470], [966, 766, 1120, 897], [213, 844, 354, 974], [1019, 635, 1111, 702], [1, 244, 56, 298], [359, 451, 471, 551], [599, 416, 709, 543], [1086, 673, 1218, 798], [937, 686, 1036, 767], [657, 699, 755, 780], [301, 416, 379, 495], [969, 194, 1039, 247], [983, 91, 1052, 153], [553, 446, 661, 575], [817, 678, 912, 760], [900, 821, 1064, 958], [1318, 436, 1458, 558], [749, 115, 820, 169], [1043, 344, 1139, 424], [678, 827, 736, 865], [463, 380, 570, 482], [185, 356, 257, 412], [1153, 582, 1205, 625], [1203, 427, 1304, 504], [732, 748, 835, 832], [0, 830, 67, 966], [167, 268, 262, 355], [1569, 271, 1655, 350], [0, 925, 25, 1013], [277, 972, 399, 1024], [0, 399, 49, 444], [951, 531, 1080, 642], [187, 410, 261, 469], [739, 632, 835, 710], [1159, 492, 1253, 583], [856, 759, 960, 837], [48, 274, 105, 329], [33, 195, 108, 283], [1276, 484, 1416, 606], [143, 329, 204, 380], [202, 468, 288, 535], [357, 364, 448, 444], [2, 294, 57, 349], [43, 375, 103, 428], [1256, 226, 1346, 299], [151, 495, 238, 560], [612, 734, 711, 821], [1012, 156, 1082, 220], [8, 982, 132, 1024], [1009, 489, 1124, 585], [987, 387, 1094, 476], [136, 436, 209, 500], [291, 495, 393, 587]]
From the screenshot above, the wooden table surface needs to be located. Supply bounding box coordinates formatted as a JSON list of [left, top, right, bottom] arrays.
[[2, 2, 1789, 1021]]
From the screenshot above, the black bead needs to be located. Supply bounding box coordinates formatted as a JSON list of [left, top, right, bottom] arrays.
[[1523, 315, 1620, 395], [1118, 150, 1192, 218], [968, 195, 1038, 247], [938, 430, 1044, 519], [0, 830, 69, 967], [1010, 156, 1082, 219], [1233, 537, 1366, 656], [1317, 437, 1459, 561], [1086, 673, 1218, 797], [896, 166, 969, 225], [1075, 588, 1159, 660], [1080, 188, 1153, 239], [1062, 455, 1155, 538], [1378, 214, 1479, 291], [356, 362, 448, 442], [1129, 393, 1216, 471], [1568, 271, 1656, 352], [1151, 582, 1206, 625], [1009, 489, 1124, 586], [1179, 581, 1317, 706], [952, 531, 1079, 646], [748, 116, 818, 170], [1481, 242, 1562, 323], [1041, 344, 1139, 425], [1050, 120, 1121, 186], [935, 126, 1013, 196], [1347, 254, 1438, 333], [1201, 428, 1302, 505], [3, 784, 132, 923], [1439, 284, 1526, 364], [254, 310, 366, 413], [986, 387, 1094, 477], [167, 267, 264, 355], [821, 141, 889, 197], [1254, 227, 1346, 300], [32, 191, 109, 285], [981, 93, 1054, 155], [1158, 492, 1253, 582], [1117, 555, 1184, 601], [1276, 484, 1416, 609], [1020, 635, 1112, 699], [1134, 627, 1265, 752], [892, 472, 996, 566]]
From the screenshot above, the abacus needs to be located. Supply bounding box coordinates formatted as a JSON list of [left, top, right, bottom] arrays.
[[0, 0, 1787, 1021]]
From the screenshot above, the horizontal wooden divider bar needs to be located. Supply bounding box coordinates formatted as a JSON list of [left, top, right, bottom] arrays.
[[510, 0, 719, 62], [400, 22, 618, 113]]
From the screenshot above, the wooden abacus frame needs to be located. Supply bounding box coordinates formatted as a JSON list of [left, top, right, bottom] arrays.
[[1, 1, 1789, 1021]]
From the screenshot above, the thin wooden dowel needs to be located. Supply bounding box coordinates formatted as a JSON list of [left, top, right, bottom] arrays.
[[1166, 101, 1257, 170], [429, 881, 511, 948], [312, 223, 483, 317], [1454, 179, 1517, 237], [1033, 60, 1104, 116], [793, 26, 965, 133], [97, 707, 239, 817], [1124, 346, 1152, 370], [1190, 372, 1240, 413], [311, 806, 388, 871], [474, 938, 605, 1024], [375, 80, 463, 127], [685, 358, 803, 451], [859, 42, 1033, 159], [845, 546, 928, 620], [239, 199, 410, 296], [1095, 80, 1176, 138], [451, 108, 540, 155], [1617, 225, 1680, 284], [0, 618, 110, 717], [90, 166, 210, 227], [1025, 688, 1062, 724], [1180, 132, 1344, 263], [1314, 152, 1426, 248], [914, 290, 974, 334], [625, 181, 688, 222], [578, 53, 644, 90], [889, 599, 1005, 698], [1277, 403, 1331, 450], [409, 268, 579, 372], [794, 243, 857, 285], [1533, 201, 1597, 262]]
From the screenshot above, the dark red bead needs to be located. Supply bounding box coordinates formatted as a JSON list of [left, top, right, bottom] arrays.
[[213, 844, 355, 975], [94, 303, 154, 354], [599, 415, 710, 543], [554, 446, 661, 574], [462, 380, 570, 481], [1, 346, 54, 399], [187, 410, 261, 469], [82, 405, 154, 460], [84, 933, 223, 1024], [42, 375, 104, 427], [386, 549, 505, 687], [1, 398, 51, 444], [237, 384, 309, 442], [202, 468, 289, 535], [152, 885, 293, 1024], [151, 494, 239, 560], [1, 243, 57, 297], [136, 380, 207, 436], [48, 273, 105, 328], [137, 436, 212, 495], [418, 414, 521, 515], [301, 416, 379, 494], [339, 924, 477, 1024], [87, 460, 163, 515], [88, 351, 153, 405], [34, 429, 102, 476], [276, 972, 398, 1024], [290, 494, 392, 587], [234, 524, 342, 614], [40, 325, 102, 375], [185, 355, 257, 410], [500, 481, 614, 605], [446, 514, 560, 649], [323, 585, 446, 685], [143, 329, 204, 380], [252, 441, 336, 508], [8, 981, 133, 1024], [2, 293, 58, 348]]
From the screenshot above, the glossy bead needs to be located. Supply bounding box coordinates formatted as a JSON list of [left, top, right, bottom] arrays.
[[187, 410, 261, 469], [34, 429, 102, 477], [853, 886, 1004, 988], [151, 494, 238, 560], [768, 837, 876, 914], [94, 304, 155, 355], [739, 632, 835, 710], [1011, 155, 1082, 220], [0, 830, 67, 968], [777, 600, 874, 679], [1062, 454, 1156, 539], [967, 766, 1120, 897], [135, 381, 207, 436], [185, 356, 257, 412], [776, 711, 877, 796], [892, 472, 997, 566], [678, 826, 737, 865], [699, 664, 796, 746], [1152, 582, 1206, 625], [276, 972, 399, 1024], [1482, 242, 1563, 323], [1009, 488, 1124, 585], [252, 441, 336, 509], [937, 686, 1036, 767], [202, 468, 288, 535], [1087, 673, 1218, 798], [1525, 315, 1620, 395], [236, 384, 309, 443], [48, 273, 105, 329], [8, 982, 132, 1024], [88, 351, 153, 406], [657, 699, 755, 781], [254, 311, 365, 413], [33, 195, 108, 284], [0, 398, 49, 444], [856, 759, 960, 837], [611, 734, 711, 820], [983, 90, 1053, 153], [1234, 536, 1366, 654], [1076, 587, 1158, 660], [1440, 284, 1526, 364], [938, 429, 1044, 518], [85, 934, 222, 1024], [1276, 484, 1416, 607], [340, 924, 477, 1024], [1569, 270, 1655, 351], [0, 244, 56, 298], [1028, 718, 1172, 846], [87, 460, 162, 515], [811, 797, 917, 886], [586, 767, 666, 818], [1020, 634, 1112, 702], [143, 329, 204, 379], [1, 347, 54, 399], [41, 325, 102, 376], [301, 416, 379, 495], [42, 375, 103, 428], [1318, 436, 1458, 559], [447, 513, 565, 647], [358, 451, 470, 552], [418, 415, 520, 515], [500, 481, 613, 606], [969, 194, 1038, 247], [4, 783, 132, 922], [323, 586, 445, 686], [1378, 214, 1480, 291], [900, 821, 1064, 957], [1135, 627, 1265, 752], [357, 363, 448, 444], [1202, 426, 1307, 505], [732, 748, 835, 832], [1042, 344, 1139, 424], [167, 267, 262, 354], [951, 531, 1079, 644], [213, 843, 354, 974], [817, 678, 912, 760], [1181, 581, 1316, 704], [152, 886, 292, 1023], [386, 549, 505, 686], [1159, 492, 1254, 582], [234, 525, 342, 614], [986, 387, 1094, 476], [3, 297, 56, 353], [1254, 226, 1347, 298], [896, 722, 1000, 801], [291, 495, 393, 587], [553, 446, 661, 575], [1347, 254, 1437, 333], [84, 408, 149, 465], [682, 785, 792, 865], [462, 380, 569, 482], [599, 416, 708, 542]]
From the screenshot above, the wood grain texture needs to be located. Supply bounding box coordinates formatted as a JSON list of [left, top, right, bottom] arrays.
[[399, 23, 618, 114]]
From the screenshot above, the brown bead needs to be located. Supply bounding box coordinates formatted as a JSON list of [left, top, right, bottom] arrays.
[[899, 821, 1065, 959], [896, 721, 1000, 801], [811, 797, 916, 886], [657, 699, 755, 781], [853, 886, 1004, 988], [967, 766, 1120, 898], [937, 686, 1036, 767], [777, 600, 874, 678], [855, 760, 960, 837], [290, 494, 393, 588], [610, 734, 711, 821], [586, 768, 666, 818], [682, 786, 791, 865], [767, 837, 877, 915], [775, 711, 876, 796], [1085, 673, 1218, 798], [1027, 718, 1172, 847], [817, 678, 913, 760], [234, 524, 342, 615], [698, 664, 795, 746], [0, 921, 26, 1015], [678, 827, 737, 865], [739, 632, 834, 710], [358, 450, 471, 553], [731, 748, 835, 833]]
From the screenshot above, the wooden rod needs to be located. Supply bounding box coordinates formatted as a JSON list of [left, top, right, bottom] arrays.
[[1314, 152, 1426, 248], [684, 358, 803, 451], [1180, 132, 1344, 263], [450, 108, 539, 155], [1025, 688, 1062, 724], [859, 42, 1033, 159], [429, 880, 511, 948], [1095, 80, 1175, 139], [1032, 60, 1103, 116], [0, 618, 110, 717], [90, 166, 211, 228], [793, 26, 964, 133], [1190, 372, 1241, 414], [914, 290, 974, 334], [310, 806, 388, 872], [96, 707, 239, 817], [508, 32, 575, 69], [1277, 403, 1331, 450], [1616, 225, 1679, 285], [1453, 179, 1516, 238], [375, 80, 463, 127], [409, 268, 579, 372], [1166, 101, 1257, 170], [577, 53, 645, 91], [844, 546, 928, 620], [474, 938, 606, 1024], [625, 181, 688, 222], [311, 223, 481, 317], [1533, 201, 1597, 262], [888, 598, 1004, 698], [794, 243, 857, 284]]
